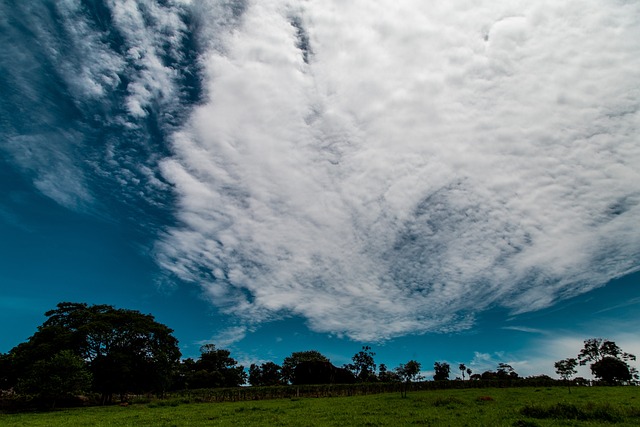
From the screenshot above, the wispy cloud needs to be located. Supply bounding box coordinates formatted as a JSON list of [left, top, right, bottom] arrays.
[[594, 297, 640, 314], [153, 0, 640, 341], [4, 132, 94, 211], [199, 325, 248, 349], [501, 326, 547, 335], [1, 0, 198, 217]]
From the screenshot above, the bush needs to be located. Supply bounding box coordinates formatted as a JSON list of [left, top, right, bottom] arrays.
[[520, 402, 623, 422]]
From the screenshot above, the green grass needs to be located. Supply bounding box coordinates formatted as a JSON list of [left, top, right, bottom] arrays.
[[2, 387, 639, 426]]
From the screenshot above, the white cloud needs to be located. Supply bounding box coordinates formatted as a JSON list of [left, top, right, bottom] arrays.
[[159, 0, 640, 340], [199, 325, 248, 348], [1, 1, 196, 213], [105, 0, 189, 118]]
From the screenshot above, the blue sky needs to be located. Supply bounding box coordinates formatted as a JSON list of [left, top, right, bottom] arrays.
[[1, 0, 639, 379]]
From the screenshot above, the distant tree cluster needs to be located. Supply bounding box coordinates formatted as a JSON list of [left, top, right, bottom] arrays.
[[174, 344, 247, 390], [555, 338, 638, 387], [2, 302, 638, 410]]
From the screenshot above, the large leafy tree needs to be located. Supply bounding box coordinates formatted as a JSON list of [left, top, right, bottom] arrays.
[[281, 350, 329, 384], [577, 338, 637, 384], [7, 302, 181, 403], [591, 357, 633, 385], [577, 338, 635, 366]]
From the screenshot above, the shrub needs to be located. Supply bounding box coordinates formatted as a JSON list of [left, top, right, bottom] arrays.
[[520, 402, 623, 422]]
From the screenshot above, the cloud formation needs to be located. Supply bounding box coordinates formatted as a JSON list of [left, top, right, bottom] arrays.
[[0, 0, 194, 214], [154, 0, 640, 341]]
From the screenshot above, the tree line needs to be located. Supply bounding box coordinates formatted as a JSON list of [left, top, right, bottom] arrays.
[[1, 302, 637, 410]]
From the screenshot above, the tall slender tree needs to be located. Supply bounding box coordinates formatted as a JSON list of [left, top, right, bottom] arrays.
[[459, 363, 467, 380], [554, 358, 578, 393], [395, 360, 422, 398]]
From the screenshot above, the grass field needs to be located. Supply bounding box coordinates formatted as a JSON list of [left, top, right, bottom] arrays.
[[2, 387, 639, 426]]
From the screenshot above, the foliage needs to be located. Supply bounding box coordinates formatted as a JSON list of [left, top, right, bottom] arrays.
[[577, 338, 636, 366], [554, 358, 578, 381], [179, 344, 246, 389], [433, 362, 450, 381], [15, 350, 92, 409], [395, 360, 421, 383], [521, 402, 625, 423], [281, 350, 329, 384], [292, 361, 355, 385], [0, 352, 16, 391], [576, 338, 637, 384], [554, 358, 578, 393], [344, 346, 377, 382], [497, 363, 519, 379], [5, 302, 181, 404], [378, 363, 400, 382], [591, 357, 633, 385], [458, 363, 466, 380], [395, 360, 422, 398], [249, 362, 284, 386]]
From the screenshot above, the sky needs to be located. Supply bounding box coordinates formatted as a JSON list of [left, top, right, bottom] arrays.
[[1, 0, 639, 380]]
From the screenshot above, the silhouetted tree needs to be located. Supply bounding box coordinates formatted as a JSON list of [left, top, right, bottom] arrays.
[[578, 338, 635, 365], [591, 357, 634, 385], [378, 363, 400, 382], [293, 361, 355, 385], [396, 360, 422, 398], [281, 350, 329, 384], [466, 367, 472, 379], [433, 362, 450, 381], [0, 352, 16, 390], [497, 363, 518, 379], [249, 362, 284, 386], [554, 358, 578, 393], [459, 363, 467, 380], [480, 370, 497, 380], [16, 350, 92, 409], [6, 302, 181, 403], [184, 344, 246, 388], [577, 338, 636, 385], [344, 346, 377, 382]]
